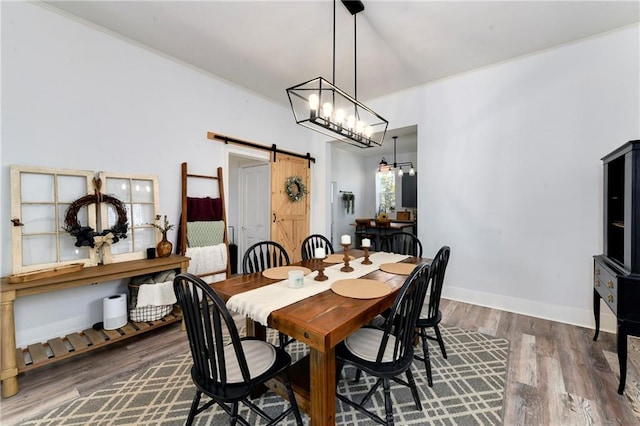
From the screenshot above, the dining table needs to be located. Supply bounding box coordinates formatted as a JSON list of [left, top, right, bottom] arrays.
[[211, 249, 426, 426]]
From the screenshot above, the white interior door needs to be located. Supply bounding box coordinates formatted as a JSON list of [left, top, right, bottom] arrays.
[[240, 163, 270, 269]]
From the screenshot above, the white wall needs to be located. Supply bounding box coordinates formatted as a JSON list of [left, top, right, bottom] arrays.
[[329, 145, 368, 244], [1, 2, 318, 346], [370, 24, 640, 331]]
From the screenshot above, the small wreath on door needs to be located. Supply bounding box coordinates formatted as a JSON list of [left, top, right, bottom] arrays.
[[63, 194, 129, 247], [285, 176, 307, 202]]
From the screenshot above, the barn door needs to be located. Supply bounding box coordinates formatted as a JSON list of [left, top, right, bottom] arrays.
[[271, 154, 310, 263]]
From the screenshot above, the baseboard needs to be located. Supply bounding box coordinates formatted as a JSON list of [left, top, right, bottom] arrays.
[[443, 285, 618, 334]]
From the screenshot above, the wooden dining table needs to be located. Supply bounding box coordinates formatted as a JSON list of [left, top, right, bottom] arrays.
[[211, 249, 424, 426]]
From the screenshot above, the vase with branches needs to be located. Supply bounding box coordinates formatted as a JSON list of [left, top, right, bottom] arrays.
[[150, 215, 175, 257]]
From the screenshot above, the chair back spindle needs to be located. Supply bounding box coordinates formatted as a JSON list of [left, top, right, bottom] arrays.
[[242, 241, 290, 274], [301, 234, 334, 260]]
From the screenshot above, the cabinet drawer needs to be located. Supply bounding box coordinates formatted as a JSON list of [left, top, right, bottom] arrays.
[[595, 260, 618, 315]]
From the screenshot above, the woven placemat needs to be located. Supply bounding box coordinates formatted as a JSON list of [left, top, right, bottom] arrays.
[[379, 262, 418, 275], [324, 254, 355, 264], [262, 266, 312, 280], [331, 279, 392, 299]]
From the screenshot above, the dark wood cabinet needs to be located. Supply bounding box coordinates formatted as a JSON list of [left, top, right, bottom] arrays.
[[593, 140, 640, 395]]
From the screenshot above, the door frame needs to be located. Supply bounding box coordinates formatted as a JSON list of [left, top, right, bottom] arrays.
[[226, 146, 270, 272]]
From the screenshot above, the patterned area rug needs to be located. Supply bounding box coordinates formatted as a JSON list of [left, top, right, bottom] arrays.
[[21, 326, 509, 425]]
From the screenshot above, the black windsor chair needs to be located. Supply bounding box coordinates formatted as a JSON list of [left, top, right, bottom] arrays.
[[242, 241, 294, 349], [381, 232, 423, 258], [300, 234, 335, 260], [334, 263, 431, 425], [242, 241, 290, 274], [173, 273, 303, 426], [415, 245, 451, 387]]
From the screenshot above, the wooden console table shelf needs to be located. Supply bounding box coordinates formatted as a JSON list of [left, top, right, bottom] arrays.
[[0, 254, 190, 398]]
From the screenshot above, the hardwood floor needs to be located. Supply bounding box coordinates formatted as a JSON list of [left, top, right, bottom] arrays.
[[2, 299, 639, 425]]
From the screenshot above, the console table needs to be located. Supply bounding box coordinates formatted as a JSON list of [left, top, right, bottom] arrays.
[[0, 254, 189, 398]]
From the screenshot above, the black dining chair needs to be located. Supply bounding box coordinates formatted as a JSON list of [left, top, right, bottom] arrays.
[[381, 232, 423, 258], [173, 273, 303, 426], [242, 241, 290, 274], [242, 241, 293, 349], [335, 263, 430, 425], [415, 245, 451, 387], [300, 234, 334, 260]]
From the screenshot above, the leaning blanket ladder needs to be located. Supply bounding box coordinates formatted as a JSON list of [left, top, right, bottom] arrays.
[[180, 163, 231, 280]]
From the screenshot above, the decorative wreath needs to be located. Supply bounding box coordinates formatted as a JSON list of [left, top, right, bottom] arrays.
[[63, 194, 129, 248], [285, 176, 307, 202]]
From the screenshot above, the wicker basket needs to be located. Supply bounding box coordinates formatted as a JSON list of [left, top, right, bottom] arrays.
[[128, 271, 175, 322]]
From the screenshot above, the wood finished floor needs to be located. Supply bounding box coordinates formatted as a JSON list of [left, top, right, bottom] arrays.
[[1, 299, 639, 425]]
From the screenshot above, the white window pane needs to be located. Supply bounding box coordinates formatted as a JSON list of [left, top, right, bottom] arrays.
[[131, 179, 154, 203], [22, 204, 56, 233], [22, 235, 56, 265], [21, 173, 54, 202], [110, 232, 133, 254], [105, 202, 130, 229], [105, 178, 131, 201], [131, 204, 155, 227], [57, 175, 89, 202], [134, 228, 156, 251], [60, 238, 90, 261]]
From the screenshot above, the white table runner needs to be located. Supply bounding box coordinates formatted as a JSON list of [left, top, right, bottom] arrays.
[[226, 252, 410, 325]]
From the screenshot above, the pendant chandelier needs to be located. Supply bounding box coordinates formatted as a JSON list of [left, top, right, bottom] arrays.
[[378, 136, 415, 176], [286, 0, 388, 148]]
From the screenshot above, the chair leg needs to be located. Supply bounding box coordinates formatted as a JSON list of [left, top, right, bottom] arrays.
[[420, 327, 433, 387], [186, 390, 201, 426], [278, 332, 287, 348], [382, 378, 394, 426], [405, 369, 422, 411], [434, 325, 447, 358], [335, 360, 345, 389], [282, 372, 303, 426], [354, 369, 362, 383], [230, 402, 239, 426]]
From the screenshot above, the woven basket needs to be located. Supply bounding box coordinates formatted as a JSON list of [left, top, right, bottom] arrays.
[[128, 271, 175, 322]]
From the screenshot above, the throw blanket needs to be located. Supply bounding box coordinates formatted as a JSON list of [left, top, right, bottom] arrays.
[[135, 270, 177, 308], [187, 197, 223, 221], [187, 221, 226, 247], [227, 252, 409, 326], [186, 243, 228, 283]]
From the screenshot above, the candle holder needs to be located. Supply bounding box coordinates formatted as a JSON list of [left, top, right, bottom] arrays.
[[341, 244, 354, 272], [361, 246, 372, 265], [315, 257, 328, 281]]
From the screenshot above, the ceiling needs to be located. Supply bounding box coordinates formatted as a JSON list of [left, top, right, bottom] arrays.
[[43, 1, 639, 155]]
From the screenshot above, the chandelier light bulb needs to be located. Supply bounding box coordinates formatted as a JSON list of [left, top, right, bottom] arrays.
[[308, 94, 319, 110], [335, 108, 345, 124], [409, 166, 415, 176], [346, 115, 356, 130], [322, 102, 333, 119], [364, 125, 373, 138], [398, 168, 404, 177], [355, 120, 364, 134]]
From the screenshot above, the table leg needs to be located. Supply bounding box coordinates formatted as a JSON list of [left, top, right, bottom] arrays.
[[1, 290, 19, 398], [310, 347, 336, 426]]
